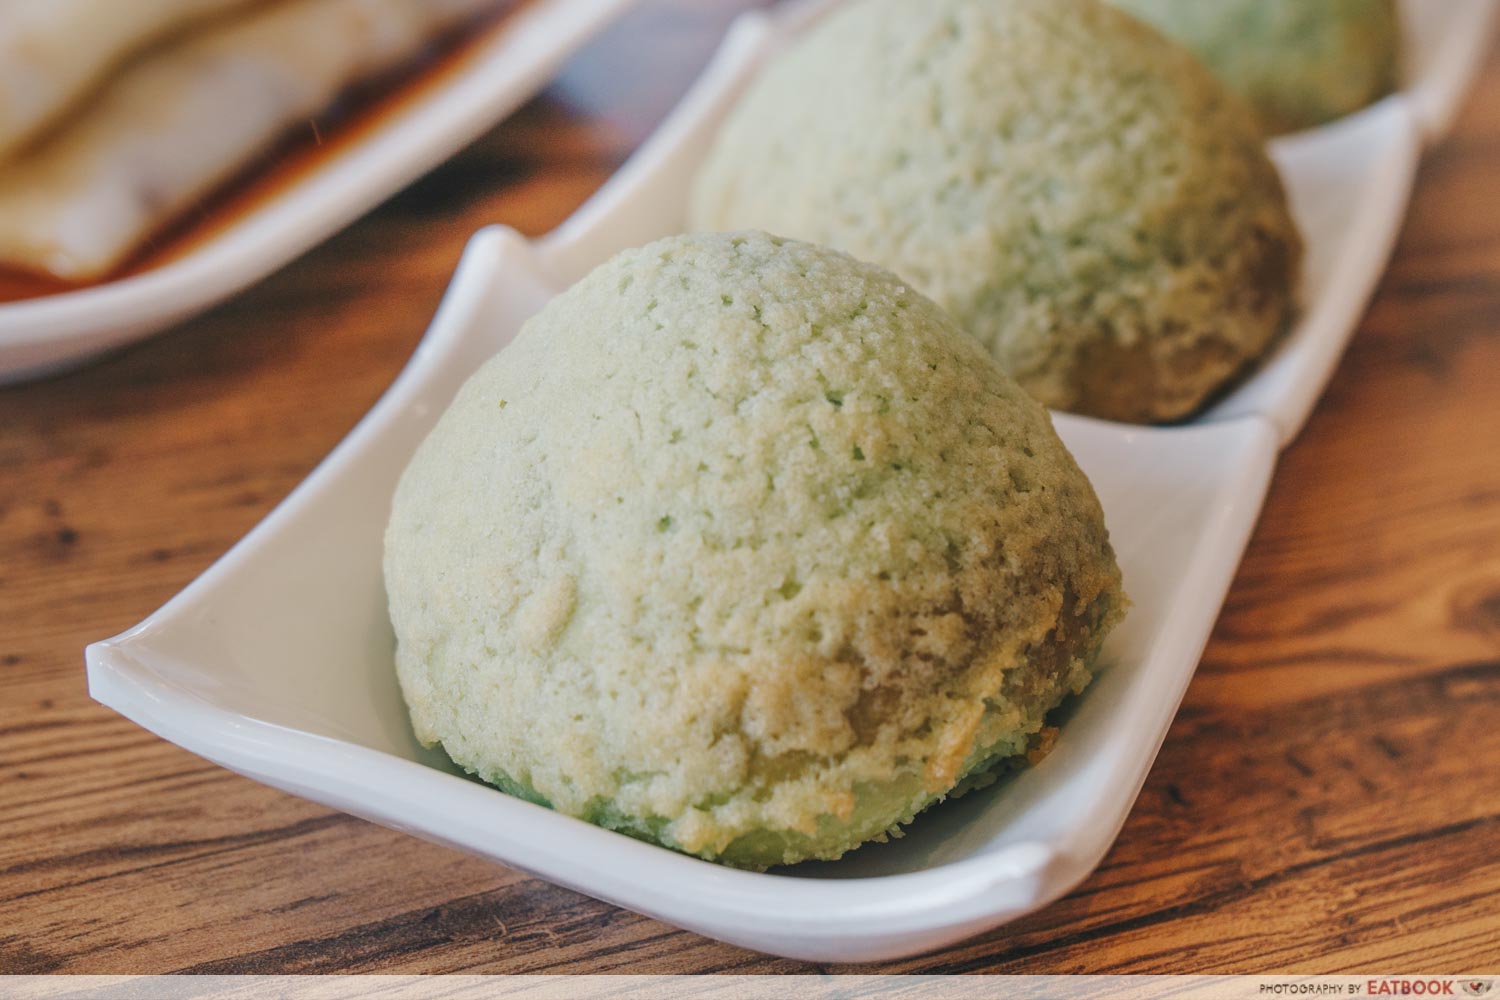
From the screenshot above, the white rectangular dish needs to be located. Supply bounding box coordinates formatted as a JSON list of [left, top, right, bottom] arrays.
[[0, 0, 637, 385], [88, 226, 1279, 962], [86, 0, 1493, 964]]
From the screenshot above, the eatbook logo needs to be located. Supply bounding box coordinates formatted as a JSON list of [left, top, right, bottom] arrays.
[[1461, 982, 1493, 997]]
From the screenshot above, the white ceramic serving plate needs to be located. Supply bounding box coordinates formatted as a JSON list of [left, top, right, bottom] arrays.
[[0, 0, 636, 385], [84, 0, 1493, 964], [88, 226, 1279, 961]]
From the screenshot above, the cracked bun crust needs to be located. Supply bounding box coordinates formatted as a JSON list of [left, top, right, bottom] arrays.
[[384, 232, 1125, 868]]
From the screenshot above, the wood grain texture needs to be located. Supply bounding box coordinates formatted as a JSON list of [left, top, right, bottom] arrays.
[[2, 0, 1498, 975]]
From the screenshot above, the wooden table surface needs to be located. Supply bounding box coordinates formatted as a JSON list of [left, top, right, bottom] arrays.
[[3, 0, 1498, 976]]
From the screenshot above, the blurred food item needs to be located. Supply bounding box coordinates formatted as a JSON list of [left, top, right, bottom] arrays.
[[0, 0, 262, 160], [691, 0, 1302, 424], [0, 0, 495, 282], [1108, 0, 1401, 134]]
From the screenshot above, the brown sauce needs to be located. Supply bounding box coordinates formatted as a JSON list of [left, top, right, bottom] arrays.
[[0, 2, 523, 305]]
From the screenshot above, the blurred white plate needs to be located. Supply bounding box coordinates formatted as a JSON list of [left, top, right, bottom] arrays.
[[88, 226, 1278, 962], [83, 0, 1491, 964], [1400, 0, 1500, 138], [0, 0, 636, 384]]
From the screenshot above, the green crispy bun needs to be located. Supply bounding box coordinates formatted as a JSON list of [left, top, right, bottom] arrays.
[[1110, 0, 1401, 135], [384, 232, 1125, 868], [691, 0, 1302, 424]]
